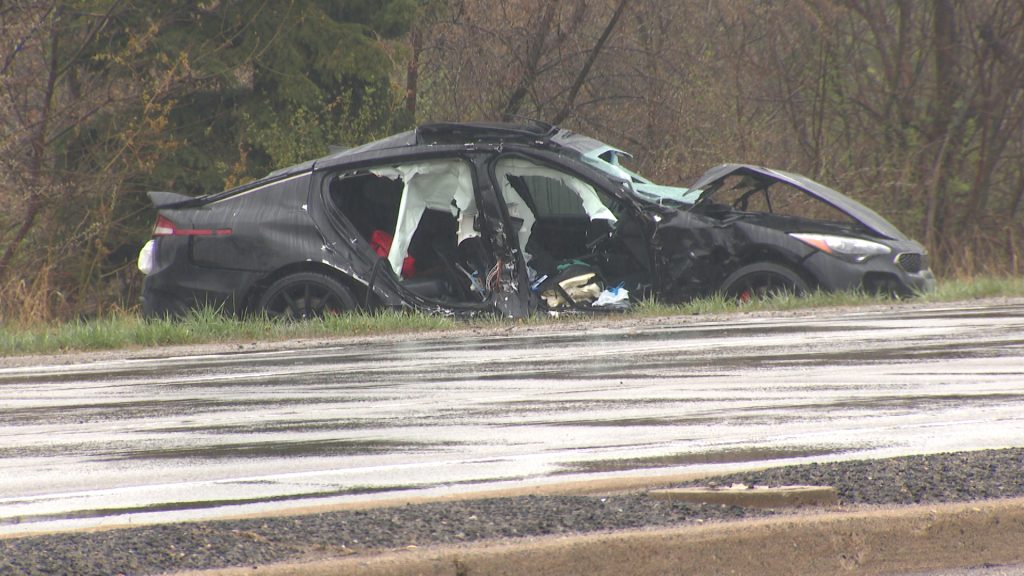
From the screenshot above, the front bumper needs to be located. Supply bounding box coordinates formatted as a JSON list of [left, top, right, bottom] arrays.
[[802, 249, 936, 296]]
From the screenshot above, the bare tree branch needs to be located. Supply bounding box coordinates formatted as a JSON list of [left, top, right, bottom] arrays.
[[551, 0, 629, 125], [501, 1, 558, 121]]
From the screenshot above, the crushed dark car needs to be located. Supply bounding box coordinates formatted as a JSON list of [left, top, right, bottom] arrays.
[[138, 122, 935, 319]]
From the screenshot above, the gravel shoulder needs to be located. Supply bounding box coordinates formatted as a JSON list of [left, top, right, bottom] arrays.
[[2, 448, 1023, 575]]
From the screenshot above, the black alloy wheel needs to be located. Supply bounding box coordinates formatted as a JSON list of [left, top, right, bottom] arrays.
[[258, 272, 357, 320], [721, 262, 810, 303]]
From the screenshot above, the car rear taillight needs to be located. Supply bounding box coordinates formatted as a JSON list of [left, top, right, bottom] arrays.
[[152, 215, 231, 237]]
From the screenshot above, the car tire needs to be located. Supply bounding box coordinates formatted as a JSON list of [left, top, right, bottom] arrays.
[[258, 272, 358, 320], [721, 262, 810, 303]]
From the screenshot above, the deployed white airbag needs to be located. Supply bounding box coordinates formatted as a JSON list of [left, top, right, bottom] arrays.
[[372, 160, 475, 276], [494, 158, 617, 258]]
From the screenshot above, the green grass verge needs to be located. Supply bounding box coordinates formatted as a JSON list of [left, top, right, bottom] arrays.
[[0, 308, 462, 357], [1, 276, 1022, 357], [632, 275, 1024, 317]]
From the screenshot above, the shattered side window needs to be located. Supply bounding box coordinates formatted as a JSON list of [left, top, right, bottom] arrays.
[[494, 157, 620, 275], [764, 184, 858, 224], [328, 172, 404, 242], [494, 158, 617, 243], [521, 176, 587, 217]]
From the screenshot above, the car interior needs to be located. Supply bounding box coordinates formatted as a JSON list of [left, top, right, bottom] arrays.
[[327, 158, 647, 308], [327, 163, 491, 303]]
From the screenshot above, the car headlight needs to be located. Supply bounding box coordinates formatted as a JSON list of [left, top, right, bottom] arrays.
[[790, 233, 891, 262]]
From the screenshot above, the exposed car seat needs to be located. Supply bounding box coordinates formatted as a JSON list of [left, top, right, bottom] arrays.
[[404, 209, 474, 300]]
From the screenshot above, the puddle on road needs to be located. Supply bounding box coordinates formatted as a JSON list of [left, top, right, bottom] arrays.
[[754, 339, 1024, 367], [402, 339, 1024, 384], [1, 437, 448, 461], [0, 396, 375, 427], [559, 446, 855, 474], [0, 483, 422, 527], [152, 418, 404, 435], [794, 392, 1024, 412], [102, 438, 438, 462]]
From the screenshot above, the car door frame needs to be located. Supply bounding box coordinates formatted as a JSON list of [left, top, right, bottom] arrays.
[[485, 146, 658, 308], [308, 150, 531, 317]]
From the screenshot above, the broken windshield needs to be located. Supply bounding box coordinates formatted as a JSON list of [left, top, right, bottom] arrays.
[[579, 145, 701, 207]]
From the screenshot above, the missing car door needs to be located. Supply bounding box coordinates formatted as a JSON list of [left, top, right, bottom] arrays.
[[327, 158, 496, 303], [492, 156, 651, 308]]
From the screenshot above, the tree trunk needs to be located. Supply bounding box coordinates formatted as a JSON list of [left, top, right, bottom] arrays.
[[551, 0, 629, 125], [501, 2, 558, 121], [923, 0, 957, 252], [405, 26, 421, 119], [0, 5, 61, 284]]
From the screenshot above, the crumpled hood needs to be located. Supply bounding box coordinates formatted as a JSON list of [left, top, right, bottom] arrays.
[[689, 164, 910, 241]]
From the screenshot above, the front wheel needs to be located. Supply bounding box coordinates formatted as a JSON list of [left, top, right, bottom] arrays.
[[720, 262, 810, 303], [257, 272, 357, 320]]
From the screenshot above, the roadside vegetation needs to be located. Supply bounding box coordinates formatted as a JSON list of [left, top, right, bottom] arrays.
[[3, 2, 1024, 326], [2, 276, 1022, 357]]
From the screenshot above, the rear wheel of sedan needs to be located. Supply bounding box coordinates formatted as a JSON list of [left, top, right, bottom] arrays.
[[721, 262, 810, 303], [258, 272, 357, 320]]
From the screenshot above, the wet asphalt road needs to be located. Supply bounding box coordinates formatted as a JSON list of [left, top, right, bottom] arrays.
[[1, 301, 1022, 535]]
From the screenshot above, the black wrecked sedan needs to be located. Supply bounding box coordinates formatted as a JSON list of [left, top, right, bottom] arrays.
[[138, 122, 935, 319]]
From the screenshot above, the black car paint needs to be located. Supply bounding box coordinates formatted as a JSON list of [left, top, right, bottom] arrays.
[[141, 123, 935, 318], [683, 164, 933, 295]]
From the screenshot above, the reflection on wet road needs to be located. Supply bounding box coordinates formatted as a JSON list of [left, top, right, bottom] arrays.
[[1, 302, 1023, 533]]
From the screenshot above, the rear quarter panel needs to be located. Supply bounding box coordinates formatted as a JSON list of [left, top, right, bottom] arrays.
[[190, 174, 323, 272]]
